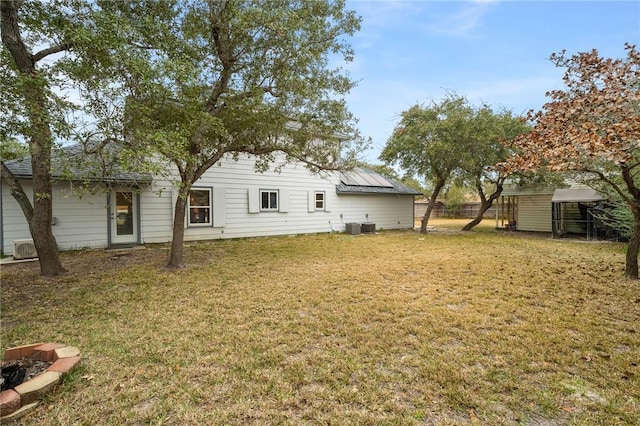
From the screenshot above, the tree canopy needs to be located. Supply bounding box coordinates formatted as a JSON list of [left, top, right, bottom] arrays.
[[504, 43, 640, 279], [381, 94, 527, 233], [380, 94, 475, 233]]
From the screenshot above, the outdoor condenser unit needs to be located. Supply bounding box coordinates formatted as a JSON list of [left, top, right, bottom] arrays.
[[13, 239, 38, 260], [361, 222, 376, 234], [345, 223, 361, 235]]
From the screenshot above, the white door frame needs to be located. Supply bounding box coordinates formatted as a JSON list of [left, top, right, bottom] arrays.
[[109, 189, 139, 245]]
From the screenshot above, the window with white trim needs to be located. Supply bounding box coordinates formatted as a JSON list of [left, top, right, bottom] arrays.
[[260, 190, 278, 211], [188, 188, 211, 226], [315, 191, 325, 211]]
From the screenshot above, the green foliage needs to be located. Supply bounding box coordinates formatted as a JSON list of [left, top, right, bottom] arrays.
[[459, 105, 530, 184], [443, 185, 468, 215], [380, 94, 475, 186], [0, 138, 28, 161], [596, 201, 634, 239], [399, 175, 426, 195], [109, 0, 368, 182], [513, 170, 567, 188], [381, 94, 529, 200], [356, 162, 400, 180]]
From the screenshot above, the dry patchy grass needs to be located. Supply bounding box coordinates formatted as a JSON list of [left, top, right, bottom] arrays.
[[1, 220, 638, 425]]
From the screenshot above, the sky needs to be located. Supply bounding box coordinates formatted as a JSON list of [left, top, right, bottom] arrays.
[[340, 0, 640, 163]]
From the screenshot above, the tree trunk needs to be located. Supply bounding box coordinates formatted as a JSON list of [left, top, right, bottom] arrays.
[[620, 164, 640, 279], [420, 180, 445, 234], [29, 143, 66, 276], [167, 184, 190, 269], [1, 161, 65, 276], [462, 179, 505, 231], [624, 212, 640, 279], [2, 0, 65, 277]]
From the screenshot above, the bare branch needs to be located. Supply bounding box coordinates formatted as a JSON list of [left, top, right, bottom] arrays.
[[32, 42, 73, 62]]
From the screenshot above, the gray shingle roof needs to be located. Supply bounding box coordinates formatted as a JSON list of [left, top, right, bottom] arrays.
[[3, 144, 152, 185], [336, 168, 423, 196]]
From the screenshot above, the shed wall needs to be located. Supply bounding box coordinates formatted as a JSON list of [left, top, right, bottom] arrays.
[[516, 195, 552, 232]]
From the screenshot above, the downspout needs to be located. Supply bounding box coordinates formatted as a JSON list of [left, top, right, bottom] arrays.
[[106, 189, 112, 247], [412, 195, 416, 230], [0, 179, 4, 256], [136, 187, 142, 244]]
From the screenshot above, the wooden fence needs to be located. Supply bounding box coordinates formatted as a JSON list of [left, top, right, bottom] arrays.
[[414, 202, 505, 220]]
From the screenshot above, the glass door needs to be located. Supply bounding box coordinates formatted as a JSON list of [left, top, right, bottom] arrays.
[[111, 190, 138, 244]]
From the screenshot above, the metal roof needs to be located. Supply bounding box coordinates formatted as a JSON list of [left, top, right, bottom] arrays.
[[552, 188, 606, 203], [336, 168, 422, 196]]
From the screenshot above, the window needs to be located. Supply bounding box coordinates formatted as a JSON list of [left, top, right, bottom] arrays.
[[260, 190, 278, 211], [315, 191, 325, 210], [188, 188, 211, 226]]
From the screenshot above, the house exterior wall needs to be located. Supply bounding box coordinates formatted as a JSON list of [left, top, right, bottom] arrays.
[[516, 195, 552, 232], [2, 180, 110, 255], [141, 155, 414, 244], [2, 155, 415, 256]]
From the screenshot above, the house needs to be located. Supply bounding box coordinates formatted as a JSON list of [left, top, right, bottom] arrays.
[[1, 149, 421, 257], [498, 184, 608, 238]]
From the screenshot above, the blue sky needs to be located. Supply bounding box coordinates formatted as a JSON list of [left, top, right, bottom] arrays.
[[341, 0, 640, 163]]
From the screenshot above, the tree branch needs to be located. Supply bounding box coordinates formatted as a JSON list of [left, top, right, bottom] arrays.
[[583, 167, 633, 205], [1, 161, 34, 222], [32, 42, 73, 62], [1, 0, 33, 73]]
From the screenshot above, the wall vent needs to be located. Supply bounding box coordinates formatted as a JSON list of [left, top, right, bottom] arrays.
[[13, 239, 38, 260]]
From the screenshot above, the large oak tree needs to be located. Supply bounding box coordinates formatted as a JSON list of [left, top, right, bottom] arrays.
[[505, 44, 640, 279], [381, 95, 525, 233], [118, 0, 367, 268], [1, 0, 84, 276]]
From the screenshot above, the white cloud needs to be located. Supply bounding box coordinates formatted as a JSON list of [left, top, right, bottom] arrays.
[[422, 1, 495, 39]]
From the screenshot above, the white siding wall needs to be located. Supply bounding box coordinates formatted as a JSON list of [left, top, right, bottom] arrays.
[[517, 195, 552, 232], [2, 154, 415, 255], [2, 180, 109, 255], [141, 155, 415, 243]]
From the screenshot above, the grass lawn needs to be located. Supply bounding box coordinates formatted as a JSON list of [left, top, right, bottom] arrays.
[[1, 219, 638, 425]]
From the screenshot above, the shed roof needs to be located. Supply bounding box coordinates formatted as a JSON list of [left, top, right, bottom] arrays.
[[552, 188, 606, 203], [336, 168, 422, 196], [501, 185, 557, 196]]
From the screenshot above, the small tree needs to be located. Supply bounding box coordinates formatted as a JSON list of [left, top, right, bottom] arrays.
[[505, 44, 640, 279], [460, 106, 530, 231], [380, 94, 475, 233]]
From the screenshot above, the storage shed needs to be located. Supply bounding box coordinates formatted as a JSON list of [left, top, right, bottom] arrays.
[[499, 185, 556, 232], [551, 188, 606, 239]]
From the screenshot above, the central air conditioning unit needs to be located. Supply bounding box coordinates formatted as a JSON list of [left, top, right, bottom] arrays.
[[13, 239, 38, 260], [345, 223, 361, 235]]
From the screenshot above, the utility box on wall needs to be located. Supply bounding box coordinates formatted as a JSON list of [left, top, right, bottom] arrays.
[[345, 223, 361, 235]]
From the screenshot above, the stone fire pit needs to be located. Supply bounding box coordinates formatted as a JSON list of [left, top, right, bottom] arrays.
[[0, 343, 82, 422]]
